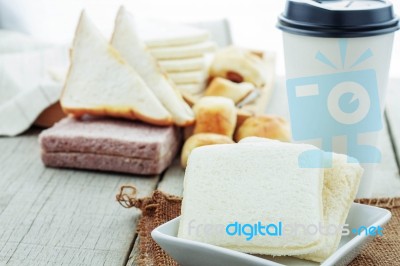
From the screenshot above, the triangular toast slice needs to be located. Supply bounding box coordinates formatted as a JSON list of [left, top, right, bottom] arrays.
[[111, 7, 195, 126], [61, 11, 172, 126]]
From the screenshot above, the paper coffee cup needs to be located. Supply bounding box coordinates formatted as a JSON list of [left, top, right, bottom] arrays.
[[277, 0, 399, 197]]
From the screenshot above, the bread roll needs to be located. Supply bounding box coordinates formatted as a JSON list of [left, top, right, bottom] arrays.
[[234, 115, 291, 142], [193, 96, 237, 137], [181, 133, 234, 167], [236, 109, 254, 129], [210, 46, 268, 87], [185, 109, 253, 141], [204, 77, 254, 104]]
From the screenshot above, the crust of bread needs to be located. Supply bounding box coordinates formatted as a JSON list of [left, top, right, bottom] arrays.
[[62, 106, 173, 126], [164, 77, 195, 127], [180, 91, 198, 107], [181, 133, 234, 167], [180, 93, 254, 131]]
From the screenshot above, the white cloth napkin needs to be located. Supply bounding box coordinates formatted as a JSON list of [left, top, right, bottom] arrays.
[[0, 30, 69, 136]]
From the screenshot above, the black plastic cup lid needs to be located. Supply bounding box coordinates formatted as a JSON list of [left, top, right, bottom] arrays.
[[277, 0, 400, 37]]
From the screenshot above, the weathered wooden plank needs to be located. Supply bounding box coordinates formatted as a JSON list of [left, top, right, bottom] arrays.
[[0, 129, 159, 266], [156, 160, 185, 197], [372, 121, 400, 197], [126, 237, 140, 266], [377, 78, 400, 197]]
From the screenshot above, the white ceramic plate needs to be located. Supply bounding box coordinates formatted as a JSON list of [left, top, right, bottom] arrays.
[[152, 203, 391, 266]]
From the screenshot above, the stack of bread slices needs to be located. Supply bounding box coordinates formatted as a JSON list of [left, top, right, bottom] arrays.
[[179, 137, 363, 262], [140, 21, 216, 96]]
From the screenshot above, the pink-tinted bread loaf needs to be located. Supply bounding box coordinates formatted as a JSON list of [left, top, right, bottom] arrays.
[[39, 116, 180, 175]]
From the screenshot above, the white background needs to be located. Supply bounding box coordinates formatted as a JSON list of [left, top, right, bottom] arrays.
[[2, 0, 399, 77]]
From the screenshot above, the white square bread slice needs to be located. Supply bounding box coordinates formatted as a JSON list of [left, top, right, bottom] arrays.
[[168, 70, 207, 84], [139, 20, 210, 48], [158, 57, 206, 72], [176, 83, 206, 95], [149, 41, 216, 60], [239, 137, 363, 262], [178, 141, 325, 256], [111, 7, 194, 126], [60, 11, 172, 126], [296, 153, 363, 262]]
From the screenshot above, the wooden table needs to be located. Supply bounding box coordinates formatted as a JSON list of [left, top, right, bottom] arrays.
[[1, 77, 399, 265]]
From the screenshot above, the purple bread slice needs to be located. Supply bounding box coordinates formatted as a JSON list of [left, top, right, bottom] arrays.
[[39, 116, 180, 159], [39, 116, 181, 175], [41, 150, 176, 175]]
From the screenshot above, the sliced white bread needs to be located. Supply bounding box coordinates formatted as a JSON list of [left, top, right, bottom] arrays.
[[111, 7, 194, 126], [178, 141, 325, 255], [176, 83, 206, 95], [138, 20, 210, 48], [61, 11, 172, 126], [168, 70, 207, 84], [297, 154, 362, 262], [239, 137, 363, 262], [158, 57, 206, 72], [150, 41, 216, 60]]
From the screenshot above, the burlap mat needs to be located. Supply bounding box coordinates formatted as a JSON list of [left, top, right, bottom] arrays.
[[116, 187, 400, 266], [350, 198, 400, 266], [117, 186, 181, 266]]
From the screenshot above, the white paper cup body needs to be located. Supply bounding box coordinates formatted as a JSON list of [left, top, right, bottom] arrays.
[[282, 32, 395, 198]]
